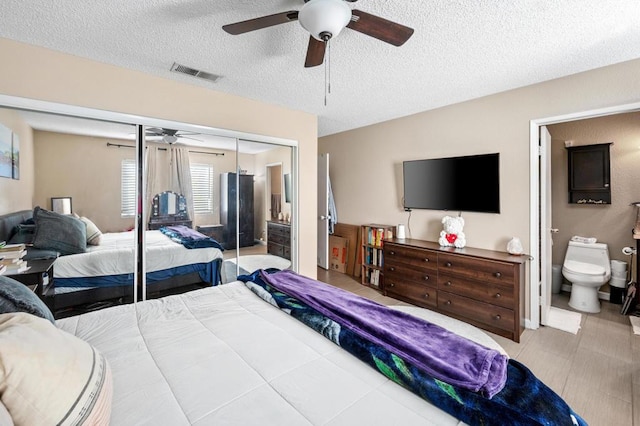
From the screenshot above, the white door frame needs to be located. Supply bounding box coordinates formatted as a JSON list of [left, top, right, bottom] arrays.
[[528, 100, 640, 329]]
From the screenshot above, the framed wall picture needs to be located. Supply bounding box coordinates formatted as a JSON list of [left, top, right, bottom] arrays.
[[12, 133, 19, 180], [0, 123, 12, 179], [51, 197, 73, 215]]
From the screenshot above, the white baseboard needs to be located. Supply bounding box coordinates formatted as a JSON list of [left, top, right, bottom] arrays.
[[560, 283, 609, 300]]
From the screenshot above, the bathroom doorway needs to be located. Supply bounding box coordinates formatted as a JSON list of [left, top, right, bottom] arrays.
[[530, 101, 640, 329]]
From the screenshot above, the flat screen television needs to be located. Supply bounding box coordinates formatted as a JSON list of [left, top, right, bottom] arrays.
[[402, 153, 500, 213]]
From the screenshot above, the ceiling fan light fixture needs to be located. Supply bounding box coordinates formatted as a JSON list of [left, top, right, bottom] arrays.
[[163, 135, 178, 144], [299, 0, 352, 41]]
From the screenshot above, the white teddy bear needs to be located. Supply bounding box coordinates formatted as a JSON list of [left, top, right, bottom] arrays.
[[438, 215, 466, 248]]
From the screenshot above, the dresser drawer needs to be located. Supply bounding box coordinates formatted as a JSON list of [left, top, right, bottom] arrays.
[[385, 278, 437, 309], [385, 262, 436, 288], [438, 253, 515, 285], [437, 291, 514, 332], [268, 242, 284, 257], [385, 243, 437, 271], [437, 274, 514, 308]]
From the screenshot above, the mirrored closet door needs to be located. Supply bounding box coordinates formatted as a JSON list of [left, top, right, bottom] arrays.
[[0, 102, 297, 318]]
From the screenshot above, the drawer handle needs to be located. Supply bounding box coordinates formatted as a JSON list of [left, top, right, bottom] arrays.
[[494, 314, 501, 321], [388, 282, 395, 287], [424, 258, 430, 263], [445, 281, 452, 286], [423, 275, 429, 281], [390, 251, 395, 255], [389, 267, 395, 272], [495, 293, 501, 299], [445, 262, 452, 267], [424, 293, 429, 299], [445, 300, 452, 305], [494, 272, 502, 278]]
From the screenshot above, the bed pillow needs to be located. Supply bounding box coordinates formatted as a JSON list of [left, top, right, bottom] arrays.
[[0, 312, 112, 426], [0, 275, 55, 324], [80, 216, 102, 246], [32, 206, 87, 255], [7, 223, 36, 245]]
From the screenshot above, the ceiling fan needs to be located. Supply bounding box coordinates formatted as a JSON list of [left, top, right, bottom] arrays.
[[144, 127, 201, 144], [222, 0, 414, 68]]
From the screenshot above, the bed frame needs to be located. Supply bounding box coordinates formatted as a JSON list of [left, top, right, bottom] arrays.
[[0, 210, 221, 317]]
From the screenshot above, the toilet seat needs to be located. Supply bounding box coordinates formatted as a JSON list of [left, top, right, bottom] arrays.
[[563, 260, 606, 276]]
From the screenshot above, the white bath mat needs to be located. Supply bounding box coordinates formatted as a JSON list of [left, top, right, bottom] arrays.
[[545, 307, 582, 334], [630, 316, 640, 335]]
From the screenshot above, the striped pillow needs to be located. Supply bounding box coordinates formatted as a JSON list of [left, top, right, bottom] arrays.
[[0, 313, 112, 425], [80, 216, 103, 246]]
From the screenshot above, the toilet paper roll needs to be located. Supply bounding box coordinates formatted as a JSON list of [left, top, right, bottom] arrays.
[[397, 224, 406, 239], [609, 276, 627, 288]]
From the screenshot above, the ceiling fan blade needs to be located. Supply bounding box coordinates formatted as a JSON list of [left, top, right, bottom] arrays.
[[178, 135, 203, 142], [304, 36, 326, 68], [223, 11, 299, 35], [347, 10, 414, 46]]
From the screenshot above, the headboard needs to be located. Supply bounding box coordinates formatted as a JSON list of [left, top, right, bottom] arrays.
[[151, 191, 189, 220], [0, 210, 33, 243]]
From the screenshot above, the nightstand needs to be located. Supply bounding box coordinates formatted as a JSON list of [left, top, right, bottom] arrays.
[[5, 258, 56, 312]]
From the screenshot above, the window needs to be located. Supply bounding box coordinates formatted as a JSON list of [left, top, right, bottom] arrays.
[[121, 159, 136, 217], [191, 163, 214, 214]]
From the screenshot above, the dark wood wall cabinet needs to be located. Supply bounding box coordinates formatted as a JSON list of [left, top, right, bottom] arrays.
[[567, 143, 612, 204], [383, 239, 526, 342], [267, 221, 291, 260]]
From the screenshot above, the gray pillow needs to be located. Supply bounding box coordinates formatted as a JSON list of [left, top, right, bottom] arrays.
[[32, 206, 86, 255], [8, 223, 36, 245], [0, 275, 55, 324]]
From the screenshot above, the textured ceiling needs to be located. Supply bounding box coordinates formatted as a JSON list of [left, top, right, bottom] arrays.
[[1, 1, 640, 137]]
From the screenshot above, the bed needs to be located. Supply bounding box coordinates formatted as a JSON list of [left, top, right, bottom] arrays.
[[0, 267, 587, 425], [0, 209, 224, 315], [53, 228, 223, 311], [6, 269, 578, 426]]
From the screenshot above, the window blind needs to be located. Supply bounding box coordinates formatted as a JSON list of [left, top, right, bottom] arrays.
[[121, 159, 136, 217], [191, 163, 214, 214]]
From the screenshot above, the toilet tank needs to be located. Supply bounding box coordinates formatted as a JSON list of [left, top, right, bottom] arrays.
[[564, 241, 611, 272]]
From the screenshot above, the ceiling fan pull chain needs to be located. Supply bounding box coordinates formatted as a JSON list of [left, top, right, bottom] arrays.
[[328, 38, 331, 95], [324, 39, 332, 107]]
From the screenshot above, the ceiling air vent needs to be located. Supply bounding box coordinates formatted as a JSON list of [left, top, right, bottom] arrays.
[[170, 62, 221, 83]]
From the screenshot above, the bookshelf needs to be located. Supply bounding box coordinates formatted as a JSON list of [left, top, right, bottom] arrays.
[[360, 224, 396, 290]]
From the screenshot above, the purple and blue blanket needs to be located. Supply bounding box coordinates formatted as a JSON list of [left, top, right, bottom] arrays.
[[239, 269, 587, 426], [160, 225, 224, 250]]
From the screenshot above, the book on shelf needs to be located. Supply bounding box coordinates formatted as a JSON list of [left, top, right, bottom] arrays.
[[0, 243, 26, 253], [4, 262, 30, 274], [0, 240, 5, 249], [0, 249, 26, 260], [0, 257, 24, 265]]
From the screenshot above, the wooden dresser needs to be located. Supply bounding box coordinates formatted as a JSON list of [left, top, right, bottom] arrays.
[[383, 238, 527, 342], [267, 221, 291, 260]]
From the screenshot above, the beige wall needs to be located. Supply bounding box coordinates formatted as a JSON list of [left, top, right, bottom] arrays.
[[32, 131, 259, 233], [319, 58, 640, 320], [253, 146, 293, 241], [0, 109, 34, 214], [548, 113, 640, 271], [0, 38, 317, 277]]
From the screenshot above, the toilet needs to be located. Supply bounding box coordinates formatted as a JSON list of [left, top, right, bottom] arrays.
[[562, 240, 611, 313]]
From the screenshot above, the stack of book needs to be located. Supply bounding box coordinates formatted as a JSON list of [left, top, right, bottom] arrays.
[[0, 243, 29, 275]]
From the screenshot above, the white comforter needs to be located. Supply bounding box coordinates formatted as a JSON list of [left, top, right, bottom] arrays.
[[54, 231, 223, 279], [57, 281, 502, 425]]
